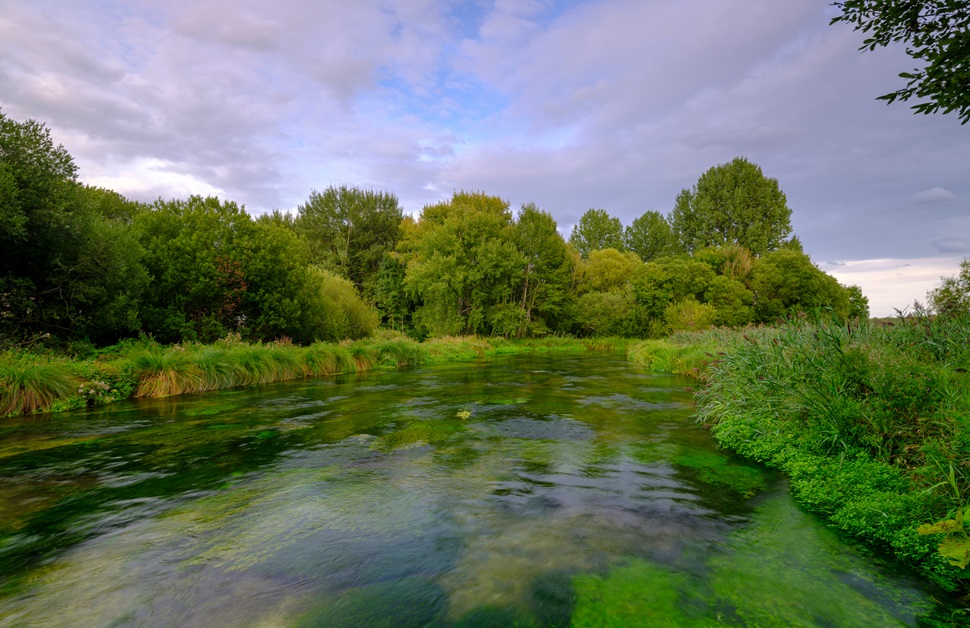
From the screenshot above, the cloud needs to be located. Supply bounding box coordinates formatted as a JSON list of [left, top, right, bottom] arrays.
[[824, 257, 965, 317], [0, 0, 967, 264], [908, 186, 958, 205], [933, 238, 970, 254]]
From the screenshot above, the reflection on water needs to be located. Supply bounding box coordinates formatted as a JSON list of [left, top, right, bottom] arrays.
[[0, 354, 953, 625]]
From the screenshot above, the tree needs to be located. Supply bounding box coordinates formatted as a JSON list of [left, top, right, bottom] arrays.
[[831, 1, 970, 124], [136, 196, 332, 344], [295, 185, 403, 296], [928, 257, 970, 317], [748, 250, 851, 322], [576, 249, 645, 294], [670, 157, 793, 256], [624, 211, 679, 261], [0, 112, 147, 345], [399, 192, 524, 336], [511, 203, 575, 336], [569, 209, 624, 258]]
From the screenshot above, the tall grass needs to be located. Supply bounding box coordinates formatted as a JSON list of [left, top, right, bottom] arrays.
[[695, 314, 970, 594], [0, 355, 78, 415], [129, 347, 203, 397], [627, 340, 723, 379]]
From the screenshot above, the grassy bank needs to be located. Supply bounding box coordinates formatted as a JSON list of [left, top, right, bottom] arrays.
[[637, 317, 969, 601], [0, 333, 628, 418]]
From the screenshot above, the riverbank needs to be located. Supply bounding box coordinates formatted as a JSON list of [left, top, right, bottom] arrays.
[[630, 316, 970, 606], [0, 333, 629, 418]]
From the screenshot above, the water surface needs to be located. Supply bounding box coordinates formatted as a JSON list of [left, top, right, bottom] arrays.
[[0, 354, 950, 625]]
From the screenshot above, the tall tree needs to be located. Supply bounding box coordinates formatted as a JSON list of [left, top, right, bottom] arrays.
[[623, 210, 679, 261], [831, 1, 970, 124], [0, 112, 146, 345], [399, 192, 523, 337], [569, 208, 624, 258], [295, 185, 403, 296], [670, 157, 793, 256], [511, 203, 575, 337]]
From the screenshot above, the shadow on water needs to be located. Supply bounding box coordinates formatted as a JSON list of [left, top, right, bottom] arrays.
[[0, 353, 963, 625]]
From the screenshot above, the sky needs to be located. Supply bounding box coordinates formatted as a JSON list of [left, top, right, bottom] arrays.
[[1, 0, 967, 316]]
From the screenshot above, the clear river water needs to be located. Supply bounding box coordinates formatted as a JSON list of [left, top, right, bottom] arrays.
[[0, 353, 956, 626]]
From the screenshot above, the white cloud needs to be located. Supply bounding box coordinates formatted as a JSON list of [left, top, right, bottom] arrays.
[[822, 257, 964, 317], [909, 186, 958, 205]]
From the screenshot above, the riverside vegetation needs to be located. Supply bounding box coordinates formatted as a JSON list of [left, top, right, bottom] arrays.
[[630, 307, 970, 607]]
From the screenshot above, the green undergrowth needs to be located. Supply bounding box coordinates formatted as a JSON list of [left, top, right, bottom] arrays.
[[0, 333, 628, 418], [692, 314, 970, 601]]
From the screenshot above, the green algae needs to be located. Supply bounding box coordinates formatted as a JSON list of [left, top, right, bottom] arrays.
[[297, 577, 448, 627], [572, 560, 702, 627], [673, 450, 768, 497], [707, 488, 933, 626]]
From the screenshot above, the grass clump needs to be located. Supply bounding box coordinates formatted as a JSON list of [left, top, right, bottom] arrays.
[[0, 354, 79, 415]]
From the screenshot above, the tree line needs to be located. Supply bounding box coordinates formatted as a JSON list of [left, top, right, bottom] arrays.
[[0, 110, 867, 350]]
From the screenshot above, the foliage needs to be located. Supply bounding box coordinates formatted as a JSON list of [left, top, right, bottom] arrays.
[[575, 287, 637, 337], [373, 254, 419, 335], [748, 249, 851, 322], [400, 192, 522, 336], [704, 275, 754, 327], [302, 267, 380, 342], [575, 248, 644, 294], [631, 257, 717, 322], [0, 112, 147, 345], [295, 185, 403, 295], [929, 257, 970, 317], [568, 208, 624, 258], [510, 203, 576, 337], [670, 157, 793, 255], [664, 298, 716, 333], [694, 315, 970, 593], [831, 1, 970, 124], [135, 196, 342, 344], [623, 210, 679, 261]]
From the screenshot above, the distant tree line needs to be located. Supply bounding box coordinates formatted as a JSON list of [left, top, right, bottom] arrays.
[[0, 110, 869, 350]]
